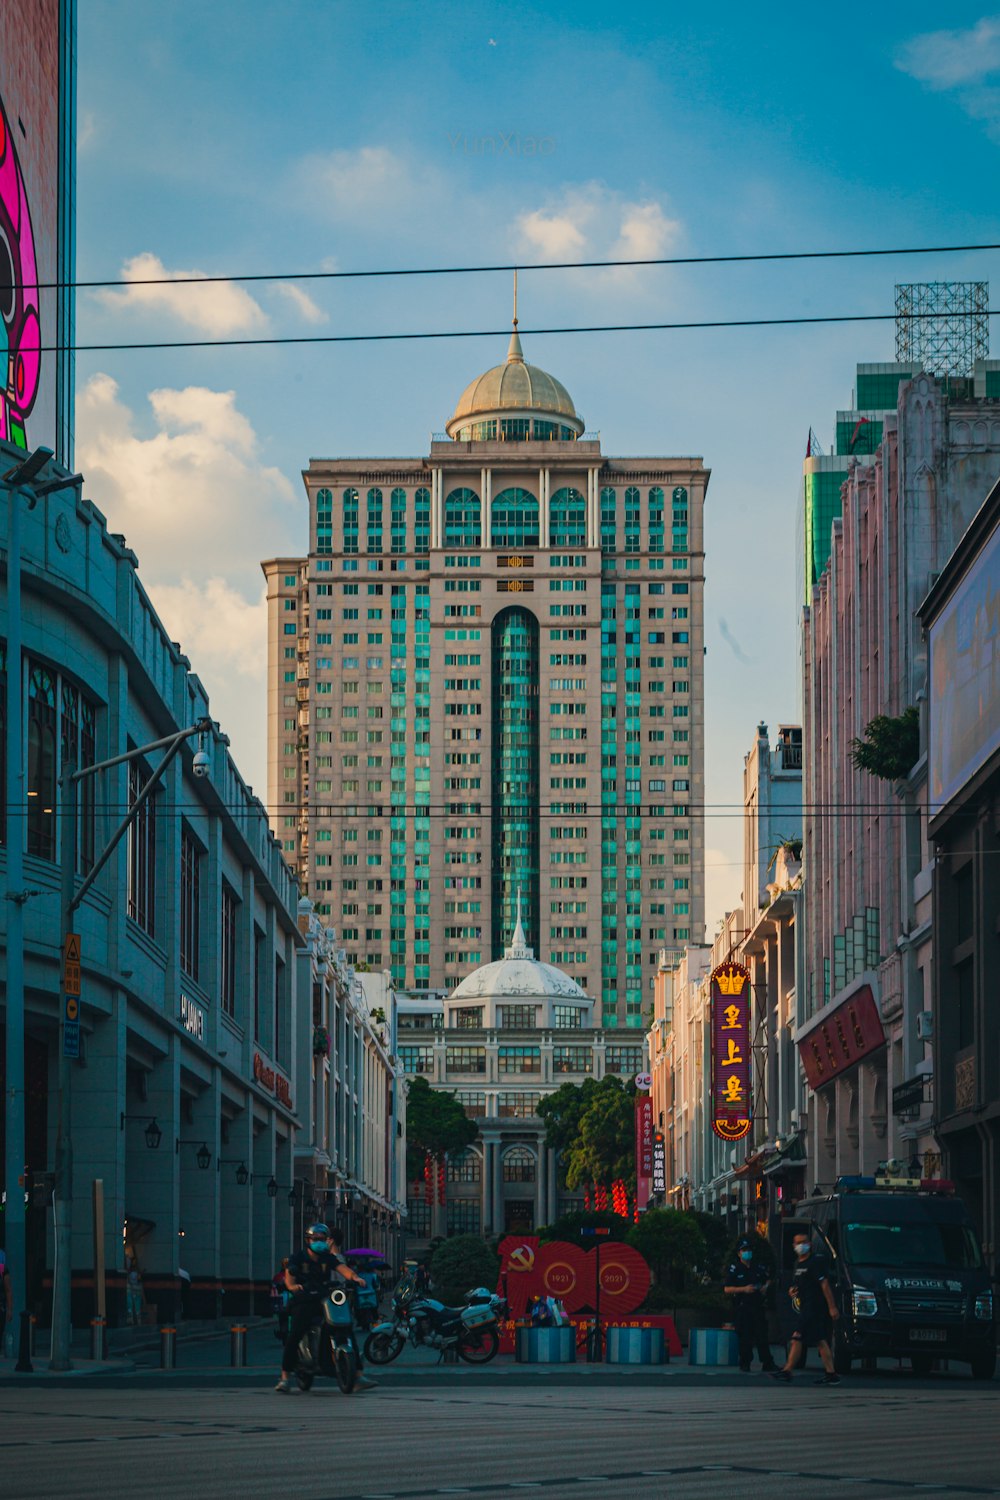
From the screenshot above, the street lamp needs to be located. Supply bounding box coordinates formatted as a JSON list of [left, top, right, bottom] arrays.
[[46, 713, 214, 1370], [176, 1140, 212, 1171], [2, 446, 83, 1364], [217, 1157, 250, 1186], [120, 1114, 163, 1150]]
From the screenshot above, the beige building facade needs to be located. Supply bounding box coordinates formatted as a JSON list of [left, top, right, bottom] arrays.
[[263, 323, 708, 1025]]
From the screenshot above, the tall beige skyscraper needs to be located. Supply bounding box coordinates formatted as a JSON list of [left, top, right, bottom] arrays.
[[263, 321, 708, 1028]]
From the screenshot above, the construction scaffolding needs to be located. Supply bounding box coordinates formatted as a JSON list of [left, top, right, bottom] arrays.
[[895, 281, 989, 376]]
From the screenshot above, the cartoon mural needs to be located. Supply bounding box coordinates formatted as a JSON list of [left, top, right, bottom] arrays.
[[0, 92, 41, 451]]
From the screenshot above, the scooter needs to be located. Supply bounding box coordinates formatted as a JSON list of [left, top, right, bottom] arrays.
[[294, 1287, 360, 1393]]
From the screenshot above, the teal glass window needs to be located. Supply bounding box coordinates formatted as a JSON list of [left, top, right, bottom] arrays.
[[549, 487, 587, 548], [491, 607, 540, 956], [390, 487, 406, 554], [366, 487, 383, 553], [445, 488, 481, 548], [414, 487, 431, 554], [600, 486, 616, 554], [624, 487, 640, 554], [648, 485, 664, 554], [316, 488, 333, 555], [491, 488, 539, 549], [343, 488, 359, 555]]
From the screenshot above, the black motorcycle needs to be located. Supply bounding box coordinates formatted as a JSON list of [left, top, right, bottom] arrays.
[[294, 1287, 359, 1393], [364, 1282, 504, 1365]]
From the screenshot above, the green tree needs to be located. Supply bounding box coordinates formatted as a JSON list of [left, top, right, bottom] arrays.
[[690, 1210, 732, 1281], [430, 1235, 500, 1304], [564, 1076, 637, 1194], [537, 1078, 601, 1154], [849, 706, 920, 782], [405, 1076, 478, 1180], [627, 1208, 707, 1291]]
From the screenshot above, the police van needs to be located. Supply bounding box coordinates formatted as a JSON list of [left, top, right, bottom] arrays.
[[786, 1172, 996, 1378]]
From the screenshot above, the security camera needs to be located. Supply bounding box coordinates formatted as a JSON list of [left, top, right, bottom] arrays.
[[192, 749, 211, 779]]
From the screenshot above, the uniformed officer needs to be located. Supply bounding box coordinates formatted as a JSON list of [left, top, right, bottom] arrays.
[[724, 1234, 777, 1373]]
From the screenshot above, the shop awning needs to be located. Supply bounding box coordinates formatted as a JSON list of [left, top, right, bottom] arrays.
[[763, 1133, 807, 1176]]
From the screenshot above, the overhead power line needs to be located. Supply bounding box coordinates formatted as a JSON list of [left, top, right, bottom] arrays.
[[26, 305, 1000, 357], [11, 238, 1000, 293]]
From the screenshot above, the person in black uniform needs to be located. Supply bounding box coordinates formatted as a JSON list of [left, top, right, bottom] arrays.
[[724, 1234, 777, 1372], [275, 1223, 376, 1392], [770, 1229, 842, 1385]]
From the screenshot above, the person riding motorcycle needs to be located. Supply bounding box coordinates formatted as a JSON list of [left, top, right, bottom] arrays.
[[275, 1223, 376, 1393]]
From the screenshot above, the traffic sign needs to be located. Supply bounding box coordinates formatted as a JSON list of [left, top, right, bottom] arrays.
[[635, 1072, 652, 1091], [63, 1019, 80, 1059], [580, 1227, 612, 1236], [63, 933, 81, 997], [65, 996, 79, 1022]]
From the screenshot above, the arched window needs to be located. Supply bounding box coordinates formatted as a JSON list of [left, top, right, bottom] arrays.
[[624, 486, 640, 554], [390, 487, 407, 554], [491, 488, 539, 549], [648, 486, 664, 554], [502, 1146, 536, 1183], [600, 486, 616, 554], [444, 488, 481, 548], [447, 1147, 482, 1184], [549, 487, 587, 548], [366, 486, 383, 553], [342, 488, 359, 555], [414, 487, 431, 554], [27, 664, 56, 859], [315, 487, 333, 555]]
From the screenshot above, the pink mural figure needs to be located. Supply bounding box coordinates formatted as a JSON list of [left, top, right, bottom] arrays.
[[0, 94, 41, 450]]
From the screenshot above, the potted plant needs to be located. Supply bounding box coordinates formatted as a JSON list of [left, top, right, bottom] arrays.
[[312, 1025, 331, 1057]]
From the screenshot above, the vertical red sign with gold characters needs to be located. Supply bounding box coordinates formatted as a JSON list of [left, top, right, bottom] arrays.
[[710, 960, 752, 1141]]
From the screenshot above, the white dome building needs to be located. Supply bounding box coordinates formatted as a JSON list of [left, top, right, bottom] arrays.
[[396, 899, 645, 1241]]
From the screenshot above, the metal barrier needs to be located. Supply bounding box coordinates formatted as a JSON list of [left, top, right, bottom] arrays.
[[90, 1318, 107, 1362], [160, 1326, 177, 1369], [230, 1325, 247, 1367]]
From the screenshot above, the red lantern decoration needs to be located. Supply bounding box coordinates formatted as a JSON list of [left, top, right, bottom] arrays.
[[437, 1158, 446, 1206], [423, 1152, 433, 1206]]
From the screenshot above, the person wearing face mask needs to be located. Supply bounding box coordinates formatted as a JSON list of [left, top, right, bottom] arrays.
[[724, 1234, 777, 1373], [275, 1223, 376, 1393], [770, 1229, 841, 1385]]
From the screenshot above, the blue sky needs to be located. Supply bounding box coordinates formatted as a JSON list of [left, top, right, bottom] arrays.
[[73, 2, 1000, 932]]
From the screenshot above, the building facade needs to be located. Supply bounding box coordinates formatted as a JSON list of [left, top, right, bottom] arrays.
[[801, 370, 1000, 1186], [920, 477, 1000, 1276], [0, 450, 304, 1324], [292, 909, 406, 1263], [396, 908, 646, 1241], [263, 322, 709, 1026]]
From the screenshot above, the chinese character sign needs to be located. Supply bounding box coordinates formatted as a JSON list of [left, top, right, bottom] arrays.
[[710, 960, 752, 1141], [635, 1097, 654, 1209], [652, 1131, 666, 1195]]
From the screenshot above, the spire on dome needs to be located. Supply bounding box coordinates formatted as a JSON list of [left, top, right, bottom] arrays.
[[507, 268, 524, 364], [506, 888, 532, 959]]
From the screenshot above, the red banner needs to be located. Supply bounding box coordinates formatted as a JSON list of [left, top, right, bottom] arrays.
[[635, 1097, 654, 1210], [710, 960, 752, 1141], [498, 1313, 681, 1357], [797, 984, 886, 1090]]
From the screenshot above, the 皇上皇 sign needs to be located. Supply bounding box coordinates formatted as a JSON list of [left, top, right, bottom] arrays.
[[710, 960, 752, 1141]]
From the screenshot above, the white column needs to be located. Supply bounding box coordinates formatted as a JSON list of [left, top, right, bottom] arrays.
[[433, 470, 444, 549], [588, 469, 600, 547], [540, 469, 550, 548], [481, 468, 490, 548]]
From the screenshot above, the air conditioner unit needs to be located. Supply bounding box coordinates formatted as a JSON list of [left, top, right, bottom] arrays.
[[916, 1011, 933, 1041]]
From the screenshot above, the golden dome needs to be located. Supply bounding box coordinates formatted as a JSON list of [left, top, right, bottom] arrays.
[[446, 327, 584, 440]]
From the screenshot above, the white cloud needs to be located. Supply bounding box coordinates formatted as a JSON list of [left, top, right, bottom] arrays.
[[271, 281, 329, 325], [76, 373, 296, 580], [896, 16, 1000, 139], [896, 15, 1000, 89], [153, 577, 268, 682], [298, 144, 429, 222], [96, 252, 268, 336], [513, 182, 682, 277], [75, 373, 296, 785]]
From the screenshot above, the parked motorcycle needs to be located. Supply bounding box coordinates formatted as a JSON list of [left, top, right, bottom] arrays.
[[364, 1281, 505, 1365], [294, 1287, 360, 1393]]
